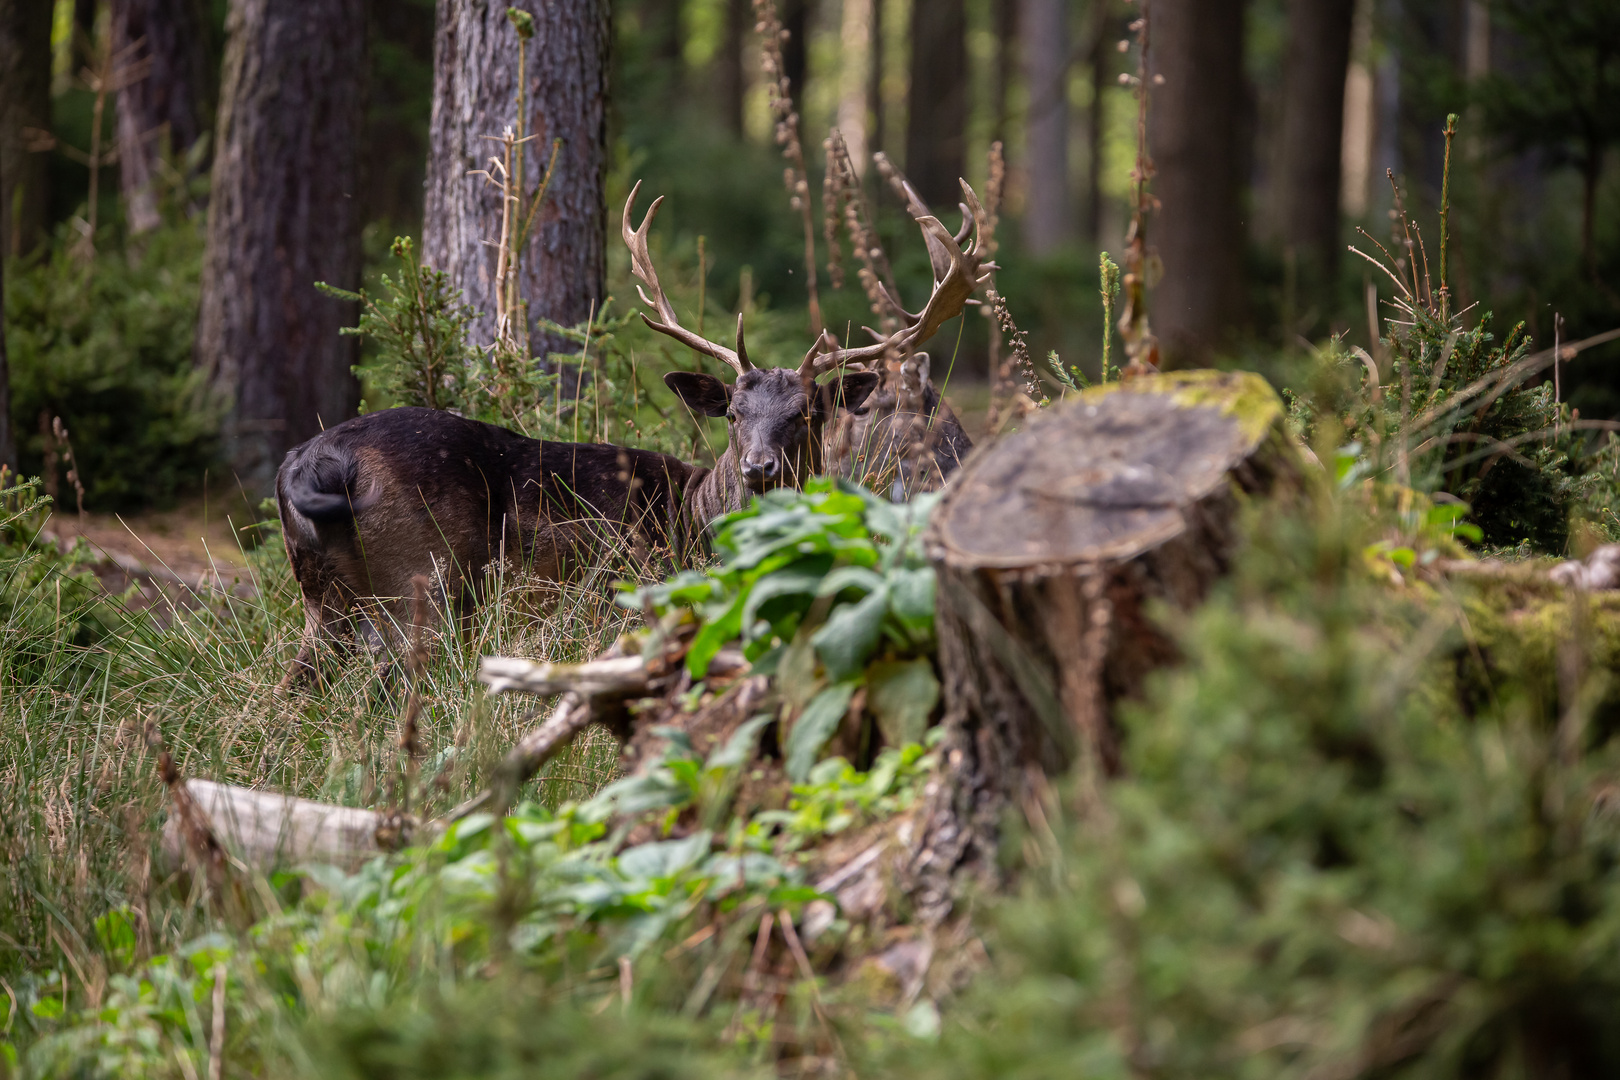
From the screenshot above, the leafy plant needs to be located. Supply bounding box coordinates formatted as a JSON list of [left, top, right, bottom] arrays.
[[0, 475, 127, 682], [5, 210, 217, 509], [322, 236, 479, 413], [887, 495, 1620, 1080], [626, 478, 941, 780]]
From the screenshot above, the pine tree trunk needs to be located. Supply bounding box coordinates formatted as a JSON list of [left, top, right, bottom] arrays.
[[904, 0, 966, 208], [1020, 0, 1070, 255], [1279, 0, 1354, 320], [990, 0, 1016, 146], [0, 0, 52, 259], [0, 255, 13, 471], [422, 0, 609, 364], [111, 0, 213, 233], [1148, 0, 1247, 366], [195, 0, 365, 498], [909, 371, 1299, 922], [868, 0, 885, 154], [780, 0, 809, 113]]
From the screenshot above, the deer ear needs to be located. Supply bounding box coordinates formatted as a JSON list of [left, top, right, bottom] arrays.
[[664, 371, 732, 417], [824, 371, 881, 415]]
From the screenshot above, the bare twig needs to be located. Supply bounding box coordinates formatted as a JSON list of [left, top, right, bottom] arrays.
[[1116, 0, 1159, 376], [1439, 113, 1458, 318]]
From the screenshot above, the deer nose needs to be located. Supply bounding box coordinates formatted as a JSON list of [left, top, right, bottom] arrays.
[[741, 455, 779, 484]]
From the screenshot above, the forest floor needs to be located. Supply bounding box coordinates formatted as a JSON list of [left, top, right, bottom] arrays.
[[38, 498, 258, 609]]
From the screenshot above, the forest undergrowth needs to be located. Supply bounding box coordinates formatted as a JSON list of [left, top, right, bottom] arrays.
[[10, 323, 1620, 1075], [9, 13, 1620, 1075]]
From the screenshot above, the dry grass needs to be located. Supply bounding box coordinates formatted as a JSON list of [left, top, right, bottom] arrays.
[[0, 517, 640, 1008]]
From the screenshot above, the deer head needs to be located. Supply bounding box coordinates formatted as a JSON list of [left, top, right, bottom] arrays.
[[623, 174, 992, 494]]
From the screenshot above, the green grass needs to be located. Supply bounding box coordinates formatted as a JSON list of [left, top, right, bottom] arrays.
[[0, 487, 635, 1047]]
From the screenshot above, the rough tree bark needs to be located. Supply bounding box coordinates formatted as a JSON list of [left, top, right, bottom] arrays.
[[990, 0, 1016, 146], [111, 0, 212, 233], [868, 0, 885, 154], [422, 0, 609, 363], [910, 371, 1299, 920], [780, 0, 809, 114], [1279, 0, 1355, 321], [904, 0, 966, 208], [1020, 0, 1070, 255], [196, 0, 365, 498], [1148, 0, 1247, 366], [0, 0, 53, 259], [0, 256, 13, 471]]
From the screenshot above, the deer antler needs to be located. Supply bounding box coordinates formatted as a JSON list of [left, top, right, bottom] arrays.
[[799, 171, 994, 380], [623, 181, 753, 376]]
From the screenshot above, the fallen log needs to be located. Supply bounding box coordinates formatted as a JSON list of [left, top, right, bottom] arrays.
[[159, 778, 396, 872], [161, 649, 657, 873], [907, 370, 1301, 921]]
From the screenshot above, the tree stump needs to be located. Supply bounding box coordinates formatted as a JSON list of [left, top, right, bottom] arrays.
[[906, 370, 1300, 919]]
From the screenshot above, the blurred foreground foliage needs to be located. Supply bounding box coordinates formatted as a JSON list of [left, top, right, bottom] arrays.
[[875, 492, 1620, 1079]]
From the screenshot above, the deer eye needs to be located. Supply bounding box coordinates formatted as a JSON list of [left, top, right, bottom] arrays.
[[725, 410, 737, 423]]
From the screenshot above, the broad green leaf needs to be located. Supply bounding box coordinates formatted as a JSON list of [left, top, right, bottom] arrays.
[[865, 657, 940, 747], [812, 586, 889, 680], [701, 851, 791, 891], [785, 680, 859, 782], [616, 830, 712, 881], [817, 565, 885, 597], [741, 566, 826, 638], [686, 589, 747, 677], [777, 633, 823, 714], [581, 771, 691, 821], [887, 567, 936, 635], [706, 713, 774, 773]]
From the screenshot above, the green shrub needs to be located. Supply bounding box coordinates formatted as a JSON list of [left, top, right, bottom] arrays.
[[5, 210, 217, 510], [889, 495, 1620, 1079], [0, 476, 126, 683]]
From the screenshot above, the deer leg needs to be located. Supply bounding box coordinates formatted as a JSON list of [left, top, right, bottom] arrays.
[[280, 577, 354, 695]]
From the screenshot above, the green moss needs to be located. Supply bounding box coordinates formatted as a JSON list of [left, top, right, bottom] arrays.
[[1081, 369, 1285, 448]]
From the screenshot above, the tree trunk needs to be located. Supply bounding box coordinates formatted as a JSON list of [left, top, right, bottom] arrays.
[[910, 371, 1298, 920], [991, 0, 1016, 146], [837, 0, 872, 166], [196, 0, 365, 498], [111, 0, 213, 234], [867, 0, 885, 154], [780, 0, 809, 114], [904, 0, 966, 208], [1279, 0, 1354, 322], [0, 0, 53, 258], [0, 255, 14, 472], [1148, 0, 1247, 366], [1020, 0, 1070, 255], [422, 0, 609, 364], [718, 0, 748, 135]]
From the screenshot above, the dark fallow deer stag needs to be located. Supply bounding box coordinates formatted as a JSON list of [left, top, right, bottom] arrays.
[[630, 175, 993, 501], [273, 177, 989, 691]]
